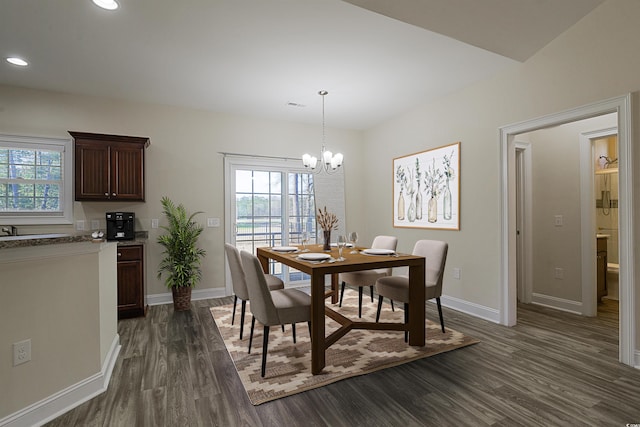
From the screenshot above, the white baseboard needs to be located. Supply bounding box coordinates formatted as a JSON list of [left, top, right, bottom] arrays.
[[635, 350, 640, 370], [440, 295, 500, 324], [531, 293, 583, 315], [0, 334, 121, 427], [147, 287, 226, 306]]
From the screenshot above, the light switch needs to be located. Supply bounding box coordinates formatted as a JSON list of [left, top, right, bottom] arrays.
[[554, 215, 563, 226], [207, 218, 220, 228], [151, 219, 159, 229]]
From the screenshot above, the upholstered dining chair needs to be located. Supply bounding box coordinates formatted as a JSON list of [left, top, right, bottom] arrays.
[[224, 243, 284, 340], [374, 239, 448, 341], [240, 250, 311, 377], [338, 235, 398, 318]]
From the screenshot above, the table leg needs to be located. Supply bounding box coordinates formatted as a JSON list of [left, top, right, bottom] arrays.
[[331, 273, 339, 304], [310, 272, 326, 374], [257, 252, 269, 274], [407, 262, 425, 346]]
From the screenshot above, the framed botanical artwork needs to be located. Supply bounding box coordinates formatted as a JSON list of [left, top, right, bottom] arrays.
[[393, 142, 460, 230]]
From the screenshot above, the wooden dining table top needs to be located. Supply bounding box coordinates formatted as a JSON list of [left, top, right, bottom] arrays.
[[257, 244, 425, 274]]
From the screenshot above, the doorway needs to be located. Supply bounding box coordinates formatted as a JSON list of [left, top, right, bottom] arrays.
[[500, 94, 635, 366]]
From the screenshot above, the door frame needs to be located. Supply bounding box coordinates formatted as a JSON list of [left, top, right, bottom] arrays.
[[579, 127, 618, 317], [515, 141, 533, 304], [499, 94, 635, 366]]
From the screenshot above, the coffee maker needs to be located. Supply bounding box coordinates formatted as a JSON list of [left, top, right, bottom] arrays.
[[106, 212, 135, 241]]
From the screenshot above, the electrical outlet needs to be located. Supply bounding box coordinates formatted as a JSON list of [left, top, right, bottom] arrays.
[[151, 219, 159, 229], [91, 220, 100, 230], [76, 220, 85, 231], [207, 218, 220, 228], [13, 339, 31, 366], [554, 267, 564, 279], [452, 267, 461, 279]]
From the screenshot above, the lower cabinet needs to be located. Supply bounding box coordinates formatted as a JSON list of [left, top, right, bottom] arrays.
[[596, 237, 608, 302], [117, 244, 146, 318]]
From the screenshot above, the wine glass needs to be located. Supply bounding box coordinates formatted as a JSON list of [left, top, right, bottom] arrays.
[[301, 231, 309, 252], [336, 235, 347, 261], [348, 231, 358, 253]]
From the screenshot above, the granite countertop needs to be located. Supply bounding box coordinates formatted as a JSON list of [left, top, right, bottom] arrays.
[[0, 231, 148, 250]]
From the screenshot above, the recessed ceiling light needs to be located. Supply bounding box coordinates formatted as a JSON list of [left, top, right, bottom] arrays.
[[92, 0, 119, 10], [6, 57, 28, 67]]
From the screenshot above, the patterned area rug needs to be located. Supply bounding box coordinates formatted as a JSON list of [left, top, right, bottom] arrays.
[[209, 290, 478, 405]]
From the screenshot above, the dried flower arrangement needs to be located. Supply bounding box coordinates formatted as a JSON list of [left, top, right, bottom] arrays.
[[317, 206, 338, 231]]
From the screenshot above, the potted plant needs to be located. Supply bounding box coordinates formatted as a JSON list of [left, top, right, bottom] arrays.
[[157, 196, 206, 311]]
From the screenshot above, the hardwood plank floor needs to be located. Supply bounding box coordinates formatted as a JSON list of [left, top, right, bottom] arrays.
[[46, 297, 639, 426]]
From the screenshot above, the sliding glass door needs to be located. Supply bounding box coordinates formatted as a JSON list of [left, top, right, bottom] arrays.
[[225, 156, 316, 286]]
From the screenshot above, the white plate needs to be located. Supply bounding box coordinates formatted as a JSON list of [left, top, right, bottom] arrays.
[[298, 252, 331, 261], [362, 248, 395, 255], [330, 243, 354, 247], [271, 246, 298, 252]]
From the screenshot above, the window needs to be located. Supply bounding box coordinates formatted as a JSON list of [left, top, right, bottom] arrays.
[[0, 134, 73, 225]]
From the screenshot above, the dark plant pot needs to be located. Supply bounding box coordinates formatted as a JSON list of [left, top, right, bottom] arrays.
[[172, 286, 192, 311]]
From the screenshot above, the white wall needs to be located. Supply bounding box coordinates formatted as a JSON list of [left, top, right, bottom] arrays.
[[361, 0, 640, 345], [524, 115, 617, 303], [0, 87, 365, 297], [0, 242, 118, 420]]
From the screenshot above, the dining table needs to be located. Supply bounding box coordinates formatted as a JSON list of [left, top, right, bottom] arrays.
[[256, 244, 426, 375]]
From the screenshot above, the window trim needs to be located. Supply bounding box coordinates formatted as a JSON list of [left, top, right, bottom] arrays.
[[0, 133, 73, 225]]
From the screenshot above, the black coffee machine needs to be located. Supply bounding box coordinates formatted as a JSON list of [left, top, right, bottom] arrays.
[[106, 212, 135, 241]]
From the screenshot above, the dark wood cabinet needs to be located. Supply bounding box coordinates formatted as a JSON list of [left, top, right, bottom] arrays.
[[597, 236, 608, 302], [117, 244, 146, 318], [70, 131, 150, 201]]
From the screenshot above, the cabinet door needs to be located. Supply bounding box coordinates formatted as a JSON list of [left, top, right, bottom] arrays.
[[75, 141, 110, 200], [111, 143, 145, 201], [117, 246, 144, 318]]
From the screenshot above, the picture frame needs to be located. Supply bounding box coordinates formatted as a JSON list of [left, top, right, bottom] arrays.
[[393, 142, 460, 230]]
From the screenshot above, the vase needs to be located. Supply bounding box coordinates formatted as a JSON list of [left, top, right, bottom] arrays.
[[443, 178, 452, 220], [407, 194, 416, 222], [415, 189, 422, 220], [172, 286, 192, 311], [427, 195, 437, 223], [397, 190, 405, 220], [323, 230, 332, 251]]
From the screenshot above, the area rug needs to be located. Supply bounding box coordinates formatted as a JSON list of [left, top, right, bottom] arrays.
[[209, 290, 478, 405]]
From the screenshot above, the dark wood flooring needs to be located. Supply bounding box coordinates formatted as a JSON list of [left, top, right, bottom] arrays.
[[46, 296, 640, 426]]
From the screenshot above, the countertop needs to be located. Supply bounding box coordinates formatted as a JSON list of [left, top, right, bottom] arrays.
[[0, 231, 148, 250]]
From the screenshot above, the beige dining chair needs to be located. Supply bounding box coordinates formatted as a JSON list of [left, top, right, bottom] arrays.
[[240, 250, 311, 377], [224, 243, 284, 340], [338, 235, 398, 317], [375, 239, 448, 341]]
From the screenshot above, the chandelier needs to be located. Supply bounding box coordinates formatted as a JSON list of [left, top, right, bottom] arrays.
[[302, 90, 343, 173]]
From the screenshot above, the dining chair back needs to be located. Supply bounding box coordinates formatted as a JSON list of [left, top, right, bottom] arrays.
[[375, 239, 448, 337], [240, 250, 311, 377], [338, 235, 398, 317], [224, 243, 284, 339]]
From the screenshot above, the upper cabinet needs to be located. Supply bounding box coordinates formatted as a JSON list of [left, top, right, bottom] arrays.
[[69, 131, 150, 202]]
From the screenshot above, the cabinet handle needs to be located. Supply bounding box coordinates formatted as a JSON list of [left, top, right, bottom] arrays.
[[112, 193, 116, 196], [117, 252, 122, 257], [105, 192, 109, 196]]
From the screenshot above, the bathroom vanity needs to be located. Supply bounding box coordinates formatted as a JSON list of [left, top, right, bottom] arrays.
[[596, 234, 608, 301]]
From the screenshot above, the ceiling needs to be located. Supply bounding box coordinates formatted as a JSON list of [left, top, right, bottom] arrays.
[[0, 0, 604, 130]]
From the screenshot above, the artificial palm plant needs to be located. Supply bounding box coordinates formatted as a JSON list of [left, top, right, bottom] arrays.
[[157, 196, 206, 310]]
